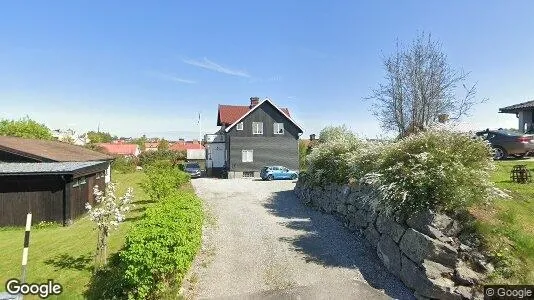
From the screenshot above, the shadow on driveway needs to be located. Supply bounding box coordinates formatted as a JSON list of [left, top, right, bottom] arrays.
[[263, 190, 414, 300]]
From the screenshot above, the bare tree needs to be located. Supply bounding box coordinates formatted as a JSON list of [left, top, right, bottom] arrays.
[[367, 33, 484, 137]]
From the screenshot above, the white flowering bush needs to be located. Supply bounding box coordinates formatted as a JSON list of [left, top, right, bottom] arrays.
[[305, 125, 367, 185], [304, 125, 508, 217], [361, 129, 506, 217], [86, 183, 134, 269]]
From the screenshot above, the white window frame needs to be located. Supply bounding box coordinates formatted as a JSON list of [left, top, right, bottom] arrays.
[[252, 122, 263, 135], [72, 179, 79, 187], [79, 177, 87, 185], [236, 122, 244, 131], [274, 123, 284, 135], [242, 150, 253, 162]]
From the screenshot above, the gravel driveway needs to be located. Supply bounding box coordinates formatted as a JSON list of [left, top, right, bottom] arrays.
[[186, 178, 414, 300]]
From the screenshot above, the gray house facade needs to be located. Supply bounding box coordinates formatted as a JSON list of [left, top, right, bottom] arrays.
[[206, 97, 303, 178]]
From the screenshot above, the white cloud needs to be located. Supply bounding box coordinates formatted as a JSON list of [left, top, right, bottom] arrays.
[[147, 71, 196, 84], [182, 57, 250, 77]]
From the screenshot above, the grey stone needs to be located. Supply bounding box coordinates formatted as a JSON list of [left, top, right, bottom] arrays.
[[377, 234, 402, 275], [414, 292, 432, 300], [454, 262, 481, 286], [399, 228, 458, 267], [364, 225, 381, 248], [350, 210, 370, 228], [347, 204, 357, 213], [407, 210, 461, 239], [454, 286, 473, 299], [376, 212, 407, 243], [400, 255, 461, 300], [459, 244, 472, 252], [337, 203, 347, 215]]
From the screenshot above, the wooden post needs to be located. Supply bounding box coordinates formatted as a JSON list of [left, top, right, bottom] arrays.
[[21, 213, 32, 284]]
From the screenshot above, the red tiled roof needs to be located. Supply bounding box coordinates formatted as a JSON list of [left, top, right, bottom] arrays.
[[98, 143, 139, 155], [217, 104, 291, 126], [169, 141, 205, 151], [0, 136, 112, 162]]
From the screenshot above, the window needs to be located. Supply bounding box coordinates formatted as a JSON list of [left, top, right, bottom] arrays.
[[243, 171, 254, 178], [242, 150, 253, 162], [274, 123, 284, 134], [252, 122, 263, 135], [236, 122, 243, 131]]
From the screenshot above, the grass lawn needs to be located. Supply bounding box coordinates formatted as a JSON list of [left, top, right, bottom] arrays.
[[0, 171, 151, 299], [471, 159, 534, 284]]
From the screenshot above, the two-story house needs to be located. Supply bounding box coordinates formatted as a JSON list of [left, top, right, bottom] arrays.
[[205, 97, 303, 178]]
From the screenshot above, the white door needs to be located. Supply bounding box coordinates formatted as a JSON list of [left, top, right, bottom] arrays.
[[207, 143, 226, 168]]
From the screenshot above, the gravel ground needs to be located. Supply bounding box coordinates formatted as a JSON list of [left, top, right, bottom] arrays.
[[185, 178, 414, 300]]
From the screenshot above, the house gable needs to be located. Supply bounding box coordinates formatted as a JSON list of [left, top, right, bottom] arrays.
[[226, 100, 302, 139], [224, 99, 303, 134]]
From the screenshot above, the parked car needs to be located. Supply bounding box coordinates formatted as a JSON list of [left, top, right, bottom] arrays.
[[184, 162, 202, 178], [475, 129, 534, 160], [260, 166, 298, 181]]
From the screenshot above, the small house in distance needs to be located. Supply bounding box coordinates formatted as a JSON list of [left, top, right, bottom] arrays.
[[205, 97, 303, 178], [499, 100, 534, 133], [0, 136, 113, 226]]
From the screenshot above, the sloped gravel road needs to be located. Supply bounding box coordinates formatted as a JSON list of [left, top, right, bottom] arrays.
[[186, 178, 414, 300]]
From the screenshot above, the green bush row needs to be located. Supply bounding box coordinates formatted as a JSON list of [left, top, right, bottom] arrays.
[[304, 126, 504, 217], [119, 163, 202, 299], [141, 160, 191, 201]]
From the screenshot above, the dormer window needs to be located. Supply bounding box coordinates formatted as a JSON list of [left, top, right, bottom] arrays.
[[236, 122, 243, 131]]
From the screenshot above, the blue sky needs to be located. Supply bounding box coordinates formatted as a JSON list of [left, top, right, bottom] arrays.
[[1, 1, 534, 140]]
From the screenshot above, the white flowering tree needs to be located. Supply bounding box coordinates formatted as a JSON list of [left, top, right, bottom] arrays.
[[86, 183, 134, 270]]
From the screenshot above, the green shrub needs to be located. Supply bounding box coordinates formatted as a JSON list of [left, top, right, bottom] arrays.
[[141, 161, 190, 201], [112, 156, 137, 174], [120, 190, 203, 299], [138, 150, 186, 167], [361, 129, 504, 217], [305, 125, 366, 185]]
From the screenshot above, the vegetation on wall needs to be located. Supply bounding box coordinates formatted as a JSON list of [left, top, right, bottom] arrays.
[[304, 125, 507, 217]]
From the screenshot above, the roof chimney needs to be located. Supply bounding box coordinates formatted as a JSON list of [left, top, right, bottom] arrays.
[[250, 97, 260, 108], [310, 134, 316, 141]]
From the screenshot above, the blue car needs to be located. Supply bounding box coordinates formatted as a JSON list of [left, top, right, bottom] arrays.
[[260, 166, 298, 181]]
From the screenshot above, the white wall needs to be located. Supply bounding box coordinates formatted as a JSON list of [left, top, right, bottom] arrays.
[[105, 163, 111, 183], [187, 149, 205, 160]]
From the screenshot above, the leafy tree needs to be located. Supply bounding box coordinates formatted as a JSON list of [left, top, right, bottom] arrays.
[[132, 135, 148, 151], [87, 131, 114, 144], [138, 149, 186, 167], [157, 139, 170, 151], [367, 32, 485, 138], [299, 140, 309, 171], [0, 116, 53, 140]]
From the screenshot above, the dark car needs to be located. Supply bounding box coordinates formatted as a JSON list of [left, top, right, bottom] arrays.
[[475, 129, 534, 160], [184, 162, 202, 178]]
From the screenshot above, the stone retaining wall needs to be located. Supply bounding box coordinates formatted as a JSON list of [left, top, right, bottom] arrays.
[[294, 178, 493, 300]]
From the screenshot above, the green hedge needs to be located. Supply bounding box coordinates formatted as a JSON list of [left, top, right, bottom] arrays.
[[120, 190, 203, 299], [141, 161, 191, 201]]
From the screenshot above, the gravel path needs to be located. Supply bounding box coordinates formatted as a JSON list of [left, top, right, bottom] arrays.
[[186, 178, 414, 300]]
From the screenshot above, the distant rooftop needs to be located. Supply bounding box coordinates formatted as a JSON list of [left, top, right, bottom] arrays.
[[0, 161, 107, 176], [499, 100, 534, 113]]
